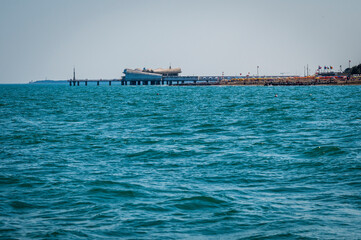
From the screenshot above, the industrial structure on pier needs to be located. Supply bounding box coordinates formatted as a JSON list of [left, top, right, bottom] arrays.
[[123, 66, 181, 85], [121, 66, 219, 85], [123, 66, 182, 80]]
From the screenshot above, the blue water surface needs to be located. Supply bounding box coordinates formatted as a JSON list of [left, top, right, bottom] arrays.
[[0, 84, 361, 239]]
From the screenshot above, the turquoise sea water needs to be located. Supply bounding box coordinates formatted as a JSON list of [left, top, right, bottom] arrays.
[[0, 84, 360, 239]]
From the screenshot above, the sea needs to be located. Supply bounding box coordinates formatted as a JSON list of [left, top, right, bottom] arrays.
[[0, 84, 360, 239]]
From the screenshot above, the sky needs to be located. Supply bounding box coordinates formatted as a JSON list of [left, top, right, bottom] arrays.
[[0, 0, 360, 83]]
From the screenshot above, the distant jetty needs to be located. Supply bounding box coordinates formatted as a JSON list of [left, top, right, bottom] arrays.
[[65, 74, 361, 86], [31, 75, 361, 86], [31, 64, 361, 86]]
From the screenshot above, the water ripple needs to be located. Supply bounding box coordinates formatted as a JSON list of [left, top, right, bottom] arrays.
[[0, 85, 360, 239]]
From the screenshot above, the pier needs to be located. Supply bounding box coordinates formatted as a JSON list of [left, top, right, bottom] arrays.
[[67, 76, 222, 86], [66, 67, 361, 86], [67, 75, 361, 86], [68, 67, 224, 86], [68, 79, 122, 86]]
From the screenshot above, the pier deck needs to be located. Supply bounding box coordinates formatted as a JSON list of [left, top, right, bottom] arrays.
[[68, 76, 221, 86], [68, 75, 361, 86]]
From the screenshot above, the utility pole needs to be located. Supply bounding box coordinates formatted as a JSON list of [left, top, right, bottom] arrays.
[[73, 67, 76, 81], [257, 66, 259, 77], [307, 64, 309, 76]]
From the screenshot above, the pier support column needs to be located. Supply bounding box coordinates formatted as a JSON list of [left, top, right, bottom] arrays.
[[109, 81, 111, 86], [97, 81, 99, 86], [73, 81, 76, 86], [77, 81, 79, 86], [69, 81, 71, 86], [85, 81, 87, 86]]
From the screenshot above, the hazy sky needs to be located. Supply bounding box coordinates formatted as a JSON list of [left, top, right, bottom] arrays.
[[1, 0, 360, 83]]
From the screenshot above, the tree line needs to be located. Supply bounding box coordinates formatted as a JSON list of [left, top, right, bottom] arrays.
[[344, 63, 361, 74]]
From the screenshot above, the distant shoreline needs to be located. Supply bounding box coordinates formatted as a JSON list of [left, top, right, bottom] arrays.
[[29, 80, 68, 84], [181, 76, 361, 86], [177, 83, 361, 86]]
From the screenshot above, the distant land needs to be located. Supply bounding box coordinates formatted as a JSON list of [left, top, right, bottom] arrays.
[[30, 80, 68, 84]]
